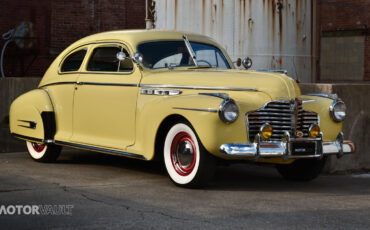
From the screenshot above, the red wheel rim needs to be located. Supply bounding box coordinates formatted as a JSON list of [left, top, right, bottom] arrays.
[[31, 142, 46, 153], [170, 132, 197, 176]]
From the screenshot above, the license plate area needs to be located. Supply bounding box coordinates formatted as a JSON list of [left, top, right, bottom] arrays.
[[291, 142, 316, 156]]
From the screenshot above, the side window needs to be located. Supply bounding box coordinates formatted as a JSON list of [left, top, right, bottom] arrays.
[[61, 49, 87, 72], [87, 45, 133, 72]]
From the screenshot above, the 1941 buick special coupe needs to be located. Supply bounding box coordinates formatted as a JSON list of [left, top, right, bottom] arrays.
[[9, 30, 355, 187]]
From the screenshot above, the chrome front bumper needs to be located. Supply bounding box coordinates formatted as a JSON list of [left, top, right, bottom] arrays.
[[220, 132, 355, 160]]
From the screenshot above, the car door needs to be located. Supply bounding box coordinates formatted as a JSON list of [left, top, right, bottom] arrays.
[[71, 42, 141, 150], [47, 46, 89, 143]]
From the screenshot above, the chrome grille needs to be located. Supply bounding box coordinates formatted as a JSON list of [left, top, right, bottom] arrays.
[[246, 99, 319, 141]]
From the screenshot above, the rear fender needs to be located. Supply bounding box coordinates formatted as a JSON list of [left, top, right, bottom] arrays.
[[9, 89, 55, 142]]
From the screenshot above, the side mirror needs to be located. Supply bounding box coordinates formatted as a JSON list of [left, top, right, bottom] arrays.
[[236, 58, 242, 67], [132, 52, 143, 64], [116, 51, 127, 61], [235, 57, 253, 69], [241, 57, 252, 69]]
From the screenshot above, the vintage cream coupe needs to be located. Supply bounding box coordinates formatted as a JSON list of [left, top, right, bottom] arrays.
[[9, 30, 355, 187]]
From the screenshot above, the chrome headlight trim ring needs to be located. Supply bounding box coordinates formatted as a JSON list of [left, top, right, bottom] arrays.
[[219, 98, 239, 123], [329, 99, 346, 122]]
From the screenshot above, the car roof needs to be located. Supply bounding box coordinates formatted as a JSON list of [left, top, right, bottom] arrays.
[[71, 29, 219, 52]]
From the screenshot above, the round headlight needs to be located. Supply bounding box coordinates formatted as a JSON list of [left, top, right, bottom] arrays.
[[260, 123, 273, 140], [330, 100, 346, 122], [309, 124, 320, 138], [219, 98, 239, 123]]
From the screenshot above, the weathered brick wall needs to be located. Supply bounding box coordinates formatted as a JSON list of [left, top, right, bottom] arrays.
[[0, 0, 52, 77], [50, 0, 146, 53], [318, 0, 370, 81], [0, 0, 146, 77]]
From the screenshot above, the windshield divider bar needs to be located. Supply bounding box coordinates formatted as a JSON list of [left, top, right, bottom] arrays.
[[183, 34, 198, 66]]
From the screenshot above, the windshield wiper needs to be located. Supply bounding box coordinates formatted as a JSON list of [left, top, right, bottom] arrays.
[[189, 65, 214, 69], [183, 34, 198, 66]]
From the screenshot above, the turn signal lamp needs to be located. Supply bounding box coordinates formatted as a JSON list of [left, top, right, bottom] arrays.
[[309, 124, 320, 138], [260, 123, 273, 140]]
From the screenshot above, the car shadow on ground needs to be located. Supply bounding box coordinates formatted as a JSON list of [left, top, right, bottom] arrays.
[[56, 148, 370, 195]]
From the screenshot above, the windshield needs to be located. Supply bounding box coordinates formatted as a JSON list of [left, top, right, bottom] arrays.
[[137, 40, 231, 69]]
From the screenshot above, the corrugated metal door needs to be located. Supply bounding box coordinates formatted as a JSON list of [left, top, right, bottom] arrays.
[[154, 0, 316, 83]]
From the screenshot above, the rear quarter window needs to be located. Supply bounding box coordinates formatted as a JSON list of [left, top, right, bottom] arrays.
[[60, 49, 87, 72]]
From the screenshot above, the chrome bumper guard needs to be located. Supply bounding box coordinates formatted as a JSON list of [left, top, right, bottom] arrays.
[[220, 131, 355, 160]]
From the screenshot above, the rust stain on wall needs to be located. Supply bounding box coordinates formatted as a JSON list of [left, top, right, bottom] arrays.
[[242, 0, 246, 17], [278, 0, 283, 55], [202, 0, 205, 33], [248, 0, 253, 32], [174, 0, 177, 29]]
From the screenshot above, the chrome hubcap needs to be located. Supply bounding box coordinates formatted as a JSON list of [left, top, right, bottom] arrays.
[[177, 140, 194, 167], [170, 132, 196, 176]]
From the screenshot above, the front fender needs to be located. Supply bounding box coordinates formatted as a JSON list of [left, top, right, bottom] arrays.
[[9, 89, 54, 141], [301, 95, 342, 141], [130, 94, 247, 160]]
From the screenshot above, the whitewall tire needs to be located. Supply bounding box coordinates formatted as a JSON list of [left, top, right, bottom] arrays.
[[164, 122, 216, 188], [26, 141, 62, 163]]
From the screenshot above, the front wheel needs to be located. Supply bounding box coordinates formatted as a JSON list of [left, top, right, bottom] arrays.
[[276, 157, 327, 181], [26, 141, 62, 163], [163, 122, 216, 188]]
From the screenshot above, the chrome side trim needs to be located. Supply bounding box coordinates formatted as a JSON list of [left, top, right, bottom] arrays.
[[11, 133, 146, 160], [173, 107, 218, 113], [139, 84, 258, 92], [40, 81, 76, 88], [17, 120, 37, 129], [199, 92, 229, 99], [55, 141, 146, 160], [40, 81, 138, 88], [141, 88, 182, 96], [306, 93, 338, 100], [12, 133, 45, 143], [76, 82, 138, 87]]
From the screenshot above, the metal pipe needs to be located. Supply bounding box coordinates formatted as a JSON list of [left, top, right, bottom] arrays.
[[1, 29, 15, 78], [145, 0, 153, 29], [145, 0, 148, 19], [1, 40, 12, 78]]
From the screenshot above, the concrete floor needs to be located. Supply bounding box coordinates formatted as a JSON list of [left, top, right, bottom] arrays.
[[0, 149, 369, 230]]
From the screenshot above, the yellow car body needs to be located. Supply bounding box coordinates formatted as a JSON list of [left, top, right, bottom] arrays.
[[9, 30, 355, 186]]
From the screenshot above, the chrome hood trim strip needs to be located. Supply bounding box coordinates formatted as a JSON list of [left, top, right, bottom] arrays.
[[139, 84, 258, 92], [173, 107, 218, 113]]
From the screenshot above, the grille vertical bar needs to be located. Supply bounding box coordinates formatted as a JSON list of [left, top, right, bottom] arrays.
[[246, 99, 319, 141]]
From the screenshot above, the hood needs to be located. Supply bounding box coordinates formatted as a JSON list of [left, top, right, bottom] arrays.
[[140, 68, 301, 100]]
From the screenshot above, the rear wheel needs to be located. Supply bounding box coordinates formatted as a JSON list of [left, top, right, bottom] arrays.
[[276, 157, 327, 181], [163, 122, 216, 188], [26, 141, 62, 163]]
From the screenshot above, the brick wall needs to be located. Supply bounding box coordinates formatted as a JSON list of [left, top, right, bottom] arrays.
[[318, 0, 370, 81], [0, 0, 146, 77]]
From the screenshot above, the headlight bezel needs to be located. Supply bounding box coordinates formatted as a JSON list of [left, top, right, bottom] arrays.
[[329, 99, 346, 122], [219, 98, 239, 123]]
